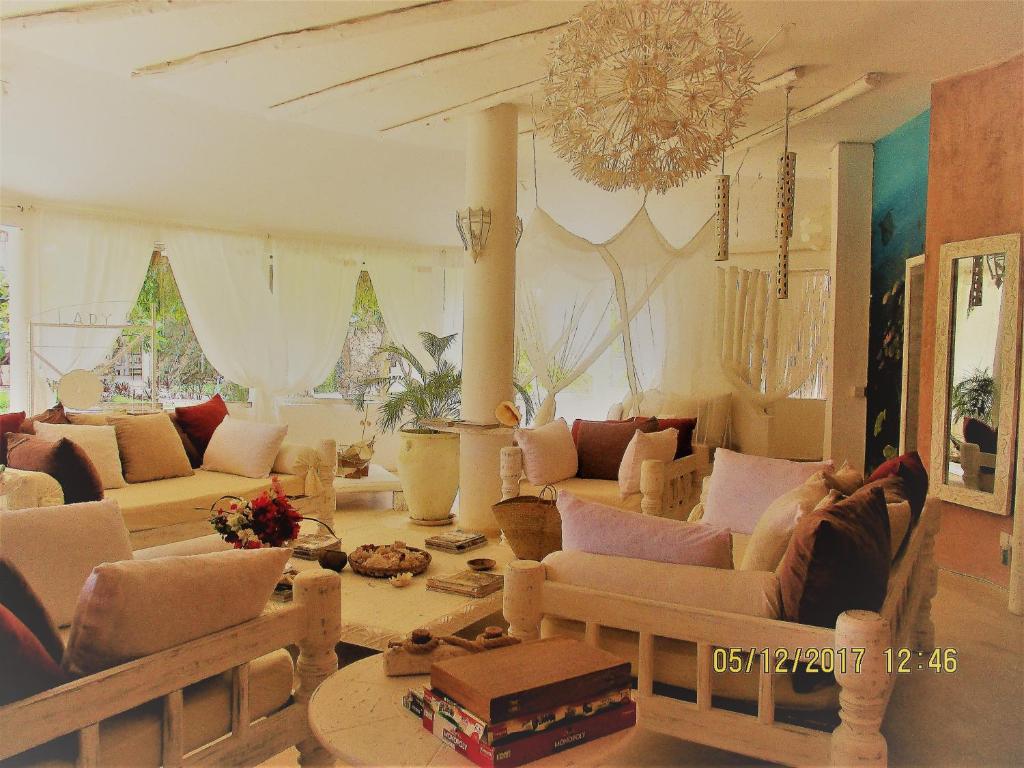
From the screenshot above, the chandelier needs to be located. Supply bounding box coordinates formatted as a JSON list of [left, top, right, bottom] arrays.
[[545, 0, 757, 194]]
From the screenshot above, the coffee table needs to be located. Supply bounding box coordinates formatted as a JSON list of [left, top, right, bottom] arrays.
[[286, 508, 516, 651], [334, 465, 403, 510], [308, 655, 636, 767]]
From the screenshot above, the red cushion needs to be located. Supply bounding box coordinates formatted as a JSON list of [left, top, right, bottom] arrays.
[[1, 410, 26, 461], [868, 451, 928, 520], [633, 416, 696, 459], [575, 417, 658, 480], [0, 604, 68, 706], [0, 559, 64, 666], [175, 394, 229, 456], [570, 418, 635, 447], [5, 433, 105, 504]]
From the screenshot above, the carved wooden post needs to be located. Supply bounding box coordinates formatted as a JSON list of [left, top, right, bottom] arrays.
[[640, 459, 665, 516], [504, 560, 545, 641], [500, 446, 523, 501], [912, 504, 941, 651], [294, 569, 341, 767], [832, 610, 890, 767]]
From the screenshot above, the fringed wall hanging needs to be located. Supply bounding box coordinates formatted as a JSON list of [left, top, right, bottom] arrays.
[[715, 160, 730, 262], [775, 87, 796, 299]]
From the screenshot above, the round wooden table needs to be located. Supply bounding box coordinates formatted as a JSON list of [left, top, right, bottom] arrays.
[[308, 655, 640, 767]]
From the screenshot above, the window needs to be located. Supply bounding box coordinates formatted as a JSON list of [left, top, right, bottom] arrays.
[[104, 252, 248, 405], [314, 271, 392, 398]]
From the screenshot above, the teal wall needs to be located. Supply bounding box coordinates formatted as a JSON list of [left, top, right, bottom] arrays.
[[865, 110, 930, 470]]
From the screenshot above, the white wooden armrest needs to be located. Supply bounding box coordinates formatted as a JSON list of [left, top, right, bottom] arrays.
[[0, 569, 341, 767], [639, 454, 699, 517]]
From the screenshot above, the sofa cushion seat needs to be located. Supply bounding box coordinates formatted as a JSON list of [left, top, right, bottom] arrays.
[[519, 477, 642, 513], [106, 470, 306, 533]]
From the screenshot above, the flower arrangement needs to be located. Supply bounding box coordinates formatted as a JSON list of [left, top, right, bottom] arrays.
[[209, 477, 303, 549]]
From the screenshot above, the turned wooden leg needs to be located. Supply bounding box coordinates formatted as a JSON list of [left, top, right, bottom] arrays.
[[294, 569, 342, 767], [504, 560, 545, 641], [640, 459, 666, 517], [912, 505, 941, 652], [500, 446, 523, 501], [832, 610, 890, 767]]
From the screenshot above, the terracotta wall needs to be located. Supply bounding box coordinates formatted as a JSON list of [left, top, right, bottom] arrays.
[[918, 53, 1023, 586]]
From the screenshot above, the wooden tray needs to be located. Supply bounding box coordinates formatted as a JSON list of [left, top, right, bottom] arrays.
[[348, 543, 432, 578]]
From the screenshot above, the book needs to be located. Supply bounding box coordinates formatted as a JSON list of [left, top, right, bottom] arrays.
[[423, 698, 636, 768], [291, 533, 341, 560], [426, 569, 503, 598], [422, 686, 631, 745], [424, 530, 488, 553], [403, 688, 426, 719], [430, 637, 631, 723]]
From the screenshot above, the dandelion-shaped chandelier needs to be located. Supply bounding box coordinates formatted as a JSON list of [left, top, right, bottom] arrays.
[[545, 0, 757, 194]]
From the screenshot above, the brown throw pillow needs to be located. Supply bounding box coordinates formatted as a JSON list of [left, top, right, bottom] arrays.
[[1, 411, 26, 462], [777, 485, 891, 628], [18, 402, 70, 435], [108, 413, 194, 483], [6, 433, 104, 504], [0, 559, 64, 666], [576, 417, 658, 480], [169, 413, 202, 468]]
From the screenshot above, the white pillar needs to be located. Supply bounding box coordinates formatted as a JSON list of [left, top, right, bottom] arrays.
[[458, 104, 518, 533], [823, 143, 873, 471], [4, 224, 33, 413]]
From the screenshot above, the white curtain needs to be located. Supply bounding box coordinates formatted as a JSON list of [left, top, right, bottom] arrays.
[[27, 209, 156, 408], [167, 230, 360, 420]]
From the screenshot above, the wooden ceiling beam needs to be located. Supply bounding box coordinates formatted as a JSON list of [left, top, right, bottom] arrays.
[[131, 0, 510, 77], [381, 78, 544, 133], [2, 0, 210, 28], [269, 19, 567, 115]]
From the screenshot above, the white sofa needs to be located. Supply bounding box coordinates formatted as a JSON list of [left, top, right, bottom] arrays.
[[5, 439, 337, 549]]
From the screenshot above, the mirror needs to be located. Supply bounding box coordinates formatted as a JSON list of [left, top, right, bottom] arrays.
[[931, 233, 1020, 515]]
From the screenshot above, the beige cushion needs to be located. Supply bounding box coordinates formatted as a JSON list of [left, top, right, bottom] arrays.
[[107, 470, 305, 533], [888, 500, 912, 560], [821, 463, 865, 495], [202, 416, 288, 479], [521, 477, 642, 513], [64, 547, 291, 675], [66, 412, 110, 426], [514, 418, 578, 486], [109, 413, 194, 483], [34, 422, 127, 490], [0, 500, 132, 627], [740, 475, 830, 572], [618, 428, 677, 496]]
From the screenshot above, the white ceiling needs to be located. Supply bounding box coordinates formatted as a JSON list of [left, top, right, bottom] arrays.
[[1, 0, 1021, 246]]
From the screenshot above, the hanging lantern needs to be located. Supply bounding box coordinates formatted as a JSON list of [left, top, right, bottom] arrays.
[[715, 174, 731, 262], [455, 207, 492, 262], [775, 88, 797, 300]]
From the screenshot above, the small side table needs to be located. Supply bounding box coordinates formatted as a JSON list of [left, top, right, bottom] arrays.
[[309, 656, 636, 767], [334, 464, 402, 509]]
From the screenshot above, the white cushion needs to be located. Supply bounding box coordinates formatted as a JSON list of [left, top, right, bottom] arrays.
[[0, 499, 132, 626], [514, 418, 578, 486], [202, 416, 288, 479], [888, 500, 912, 560], [618, 428, 677, 496], [64, 547, 291, 675], [739, 474, 830, 571], [702, 448, 833, 535], [34, 422, 127, 489]]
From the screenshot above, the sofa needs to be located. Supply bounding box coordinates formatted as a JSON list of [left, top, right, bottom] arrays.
[[0, 500, 341, 767], [6, 438, 337, 549]]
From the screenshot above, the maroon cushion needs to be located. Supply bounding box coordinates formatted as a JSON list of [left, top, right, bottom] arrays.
[[18, 402, 70, 435], [1, 411, 26, 461], [0, 559, 64, 667], [777, 485, 891, 628], [6, 433, 104, 504], [575, 417, 658, 480], [175, 395, 229, 457], [868, 451, 928, 520], [569, 418, 634, 447], [633, 416, 696, 459], [962, 417, 998, 456], [0, 604, 68, 706]]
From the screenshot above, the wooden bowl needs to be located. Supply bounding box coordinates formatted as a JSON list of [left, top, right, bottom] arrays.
[[467, 558, 496, 572]]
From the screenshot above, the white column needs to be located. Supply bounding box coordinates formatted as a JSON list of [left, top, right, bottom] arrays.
[[4, 224, 33, 413], [823, 143, 873, 471], [458, 103, 518, 533]]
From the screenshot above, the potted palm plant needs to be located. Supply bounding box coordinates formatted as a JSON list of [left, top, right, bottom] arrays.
[[358, 331, 533, 525]]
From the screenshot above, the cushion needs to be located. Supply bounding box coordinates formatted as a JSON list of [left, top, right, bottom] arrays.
[[739, 474, 830, 572], [576, 417, 657, 480], [638, 416, 696, 459], [170, 413, 203, 468], [0, 500, 133, 627], [5, 433, 104, 504], [702, 449, 834, 535], [0, 559, 64, 666], [109, 413, 193, 483], [618, 427, 678, 496], [34, 422, 127, 490], [569, 417, 634, 446], [558, 491, 733, 568], [867, 450, 928, 520], [858, 476, 914, 560], [518, 477, 642, 514], [514, 418, 578, 486], [175, 394, 229, 457], [821, 463, 864, 495], [776, 485, 891, 628], [1, 410, 26, 461], [63, 547, 291, 676], [19, 402, 70, 434], [0, 604, 68, 706], [66, 412, 110, 426], [202, 417, 288, 479], [962, 417, 998, 455]]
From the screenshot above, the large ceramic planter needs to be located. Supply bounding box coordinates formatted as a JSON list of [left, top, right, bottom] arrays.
[[397, 430, 460, 525]]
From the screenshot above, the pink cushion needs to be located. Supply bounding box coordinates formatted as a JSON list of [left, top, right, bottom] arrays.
[[63, 547, 290, 676], [557, 492, 733, 568], [514, 418, 578, 486], [702, 449, 834, 535], [618, 428, 677, 496]]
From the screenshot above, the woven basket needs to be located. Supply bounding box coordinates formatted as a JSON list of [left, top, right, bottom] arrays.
[[491, 485, 562, 561]]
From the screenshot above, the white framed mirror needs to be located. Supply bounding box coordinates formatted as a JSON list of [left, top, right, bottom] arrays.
[[930, 233, 1020, 515]]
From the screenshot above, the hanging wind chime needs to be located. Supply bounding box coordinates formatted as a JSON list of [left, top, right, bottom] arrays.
[[715, 156, 730, 262], [776, 87, 796, 299]]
